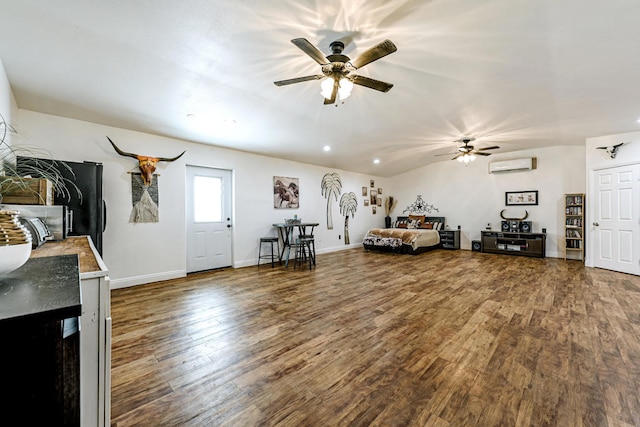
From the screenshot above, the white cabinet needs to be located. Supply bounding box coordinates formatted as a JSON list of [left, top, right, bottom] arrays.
[[79, 244, 111, 427], [31, 236, 111, 427]]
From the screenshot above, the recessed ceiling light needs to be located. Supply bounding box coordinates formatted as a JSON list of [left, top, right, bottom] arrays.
[[637, 118, 640, 123], [373, 158, 380, 164], [323, 145, 331, 152]]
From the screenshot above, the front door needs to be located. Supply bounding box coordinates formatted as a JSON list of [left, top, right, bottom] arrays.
[[186, 166, 232, 273], [593, 163, 640, 275]]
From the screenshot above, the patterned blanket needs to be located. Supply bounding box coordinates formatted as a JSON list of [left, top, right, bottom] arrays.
[[366, 228, 422, 244], [364, 228, 440, 250]]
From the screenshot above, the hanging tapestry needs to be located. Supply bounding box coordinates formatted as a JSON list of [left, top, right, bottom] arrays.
[[130, 173, 159, 223]]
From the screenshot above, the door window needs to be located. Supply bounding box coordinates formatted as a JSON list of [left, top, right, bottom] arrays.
[[193, 176, 222, 223]]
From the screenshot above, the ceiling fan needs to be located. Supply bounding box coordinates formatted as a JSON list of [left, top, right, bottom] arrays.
[[438, 138, 500, 163], [273, 38, 397, 105]]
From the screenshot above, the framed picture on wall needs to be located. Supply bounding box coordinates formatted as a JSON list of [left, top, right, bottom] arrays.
[[505, 190, 538, 206], [274, 176, 299, 208], [370, 190, 377, 205], [362, 186, 368, 196]]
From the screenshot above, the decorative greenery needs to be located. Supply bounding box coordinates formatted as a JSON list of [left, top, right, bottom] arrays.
[[0, 113, 75, 203], [384, 196, 397, 217], [339, 192, 357, 245], [321, 172, 342, 230]]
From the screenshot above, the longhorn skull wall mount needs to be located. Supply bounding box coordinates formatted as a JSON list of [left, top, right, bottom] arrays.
[[596, 142, 625, 159], [107, 136, 186, 186], [500, 209, 529, 220]]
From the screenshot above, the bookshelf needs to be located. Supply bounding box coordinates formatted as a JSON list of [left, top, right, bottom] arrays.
[[564, 193, 585, 261]]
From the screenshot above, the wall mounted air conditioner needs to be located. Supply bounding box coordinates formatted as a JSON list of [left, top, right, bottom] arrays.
[[488, 157, 535, 173]]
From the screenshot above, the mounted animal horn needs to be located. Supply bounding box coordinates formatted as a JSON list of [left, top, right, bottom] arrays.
[[107, 137, 185, 186], [500, 209, 528, 220]]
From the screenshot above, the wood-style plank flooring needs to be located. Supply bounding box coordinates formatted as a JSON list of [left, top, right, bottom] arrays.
[[110, 248, 640, 426]]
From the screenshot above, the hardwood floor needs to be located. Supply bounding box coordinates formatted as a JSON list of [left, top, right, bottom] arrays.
[[110, 248, 640, 426]]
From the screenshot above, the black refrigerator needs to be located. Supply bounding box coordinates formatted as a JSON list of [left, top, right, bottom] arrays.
[[17, 156, 106, 255]]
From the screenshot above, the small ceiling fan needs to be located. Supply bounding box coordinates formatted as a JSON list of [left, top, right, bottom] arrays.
[[274, 38, 397, 105], [437, 138, 500, 163]]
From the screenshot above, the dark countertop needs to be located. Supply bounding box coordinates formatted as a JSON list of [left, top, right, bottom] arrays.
[[30, 236, 102, 274], [30, 236, 108, 279], [0, 254, 81, 325]]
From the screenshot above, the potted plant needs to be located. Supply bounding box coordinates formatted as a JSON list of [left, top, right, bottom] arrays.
[[0, 113, 74, 275], [0, 113, 74, 204]]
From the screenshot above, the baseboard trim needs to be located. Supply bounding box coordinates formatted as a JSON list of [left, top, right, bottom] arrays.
[[110, 270, 186, 289], [233, 242, 363, 268], [317, 243, 362, 253], [112, 243, 385, 288]]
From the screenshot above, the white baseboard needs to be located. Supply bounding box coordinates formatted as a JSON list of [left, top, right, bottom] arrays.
[[110, 269, 186, 289], [110, 244, 565, 289], [111, 244, 567, 290], [317, 243, 362, 253], [234, 242, 363, 268], [234, 259, 257, 268]]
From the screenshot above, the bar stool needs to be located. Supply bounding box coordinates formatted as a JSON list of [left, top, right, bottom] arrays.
[[297, 234, 315, 267], [258, 237, 279, 267], [284, 239, 301, 269], [295, 236, 315, 270]]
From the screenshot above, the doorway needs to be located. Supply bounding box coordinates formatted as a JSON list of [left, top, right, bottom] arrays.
[[186, 166, 232, 273], [592, 163, 640, 275]]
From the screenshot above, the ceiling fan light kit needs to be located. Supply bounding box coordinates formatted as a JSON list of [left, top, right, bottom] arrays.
[[457, 153, 476, 163], [320, 76, 353, 102], [435, 137, 500, 164], [274, 37, 397, 105]]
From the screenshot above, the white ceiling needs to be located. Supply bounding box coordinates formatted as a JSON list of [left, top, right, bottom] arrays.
[[1, 0, 640, 176]]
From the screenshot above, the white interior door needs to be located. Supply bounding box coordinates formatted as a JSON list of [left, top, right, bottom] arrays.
[[593, 164, 640, 275], [186, 166, 232, 273]]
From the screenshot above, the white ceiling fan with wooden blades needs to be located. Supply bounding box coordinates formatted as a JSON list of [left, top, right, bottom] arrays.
[[274, 38, 397, 105]]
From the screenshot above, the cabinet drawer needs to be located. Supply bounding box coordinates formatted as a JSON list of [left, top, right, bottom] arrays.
[[438, 230, 460, 250]]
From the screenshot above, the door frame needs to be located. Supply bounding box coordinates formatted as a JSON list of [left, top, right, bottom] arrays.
[[586, 160, 640, 271], [185, 164, 234, 272]]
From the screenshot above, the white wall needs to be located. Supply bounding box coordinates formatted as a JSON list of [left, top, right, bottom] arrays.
[[585, 131, 640, 267], [15, 110, 389, 287], [0, 59, 598, 282], [0, 58, 18, 144], [390, 146, 586, 258]]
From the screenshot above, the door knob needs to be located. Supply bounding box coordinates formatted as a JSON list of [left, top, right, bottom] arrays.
[[593, 222, 599, 226]]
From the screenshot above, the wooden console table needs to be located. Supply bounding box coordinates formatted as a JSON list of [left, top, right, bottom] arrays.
[[481, 231, 546, 258]]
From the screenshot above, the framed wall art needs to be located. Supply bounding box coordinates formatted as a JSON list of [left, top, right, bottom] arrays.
[[369, 189, 377, 205], [505, 190, 538, 206], [274, 176, 299, 208]]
